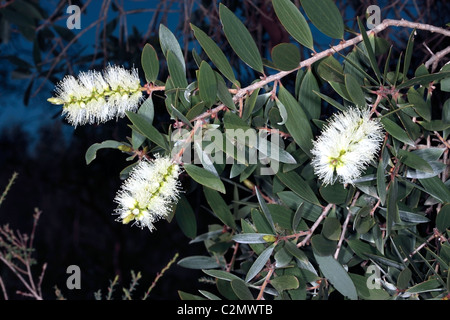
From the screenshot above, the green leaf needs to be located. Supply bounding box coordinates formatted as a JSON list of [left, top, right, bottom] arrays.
[[175, 196, 197, 239], [85, 140, 123, 165], [141, 43, 159, 83], [159, 24, 185, 71], [357, 17, 382, 83], [178, 291, 206, 300], [397, 268, 412, 290], [380, 117, 415, 147], [167, 50, 188, 89], [407, 88, 431, 121], [319, 183, 348, 204], [202, 269, 242, 282], [178, 256, 220, 269], [311, 234, 337, 256], [190, 24, 237, 85], [436, 204, 450, 233], [219, 4, 263, 73], [386, 178, 400, 236], [198, 61, 217, 108], [405, 279, 442, 294], [215, 72, 236, 110], [313, 90, 346, 112], [271, 43, 301, 71], [376, 158, 387, 205], [322, 217, 342, 241], [300, 0, 344, 39], [255, 187, 276, 233], [417, 120, 450, 131], [126, 112, 168, 150], [396, 72, 450, 90], [203, 187, 236, 229], [184, 164, 225, 194], [277, 86, 314, 156], [403, 29, 415, 79], [276, 170, 321, 206], [232, 233, 275, 244], [245, 244, 275, 282], [231, 279, 254, 300], [419, 176, 450, 203], [299, 69, 321, 120], [345, 73, 366, 107], [272, 0, 313, 50], [397, 149, 433, 173], [223, 110, 251, 130], [270, 275, 299, 293], [313, 252, 358, 300], [317, 56, 345, 83]]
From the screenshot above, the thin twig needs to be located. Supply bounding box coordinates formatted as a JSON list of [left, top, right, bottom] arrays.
[[256, 265, 275, 300], [297, 204, 334, 247], [142, 252, 179, 300]]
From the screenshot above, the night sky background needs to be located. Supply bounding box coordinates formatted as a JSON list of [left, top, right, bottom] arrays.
[[0, 0, 449, 300]]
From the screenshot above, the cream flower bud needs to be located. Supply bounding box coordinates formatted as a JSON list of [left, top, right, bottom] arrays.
[[47, 65, 143, 126], [113, 156, 181, 231], [311, 107, 384, 186]]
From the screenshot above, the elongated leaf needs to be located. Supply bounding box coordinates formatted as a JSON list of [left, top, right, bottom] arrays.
[[357, 17, 382, 83], [159, 24, 185, 71], [184, 164, 225, 194], [272, 0, 313, 49], [175, 195, 197, 239], [376, 158, 387, 205], [300, 0, 344, 39], [277, 170, 320, 206], [191, 24, 237, 85], [386, 178, 400, 236], [245, 244, 275, 282], [419, 176, 450, 203], [271, 43, 301, 71], [167, 50, 188, 89], [407, 88, 431, 121], [299, 69, 321, 120], [436, 204, 450, 233], [231, 279, 254, 300], [317, 56, 345, 83], [126, 112, 168, 150], [313, 90, 346, 112], [255, 187, 276, 233], [396, 72, 450, 90], [380, 117, 415, 147], [177, 256, 220, 269], [203, 187, 236, 229], [313, 252, 358, 300], [232, 233, 275, 244], [270, 275, 299, 293], [219, 4, 263, 73], [345, 73, 366, 107], [215, 72, 236, 110], [141, 43, 159, 83], [85, 140, 124, 165], [278, 86, 314, 156], [198, 61, 217, 107], [202, 269, 242, 282], [405, 279, 442, 294], [403, 29, 415, 78], [397, 149, 433, 173]]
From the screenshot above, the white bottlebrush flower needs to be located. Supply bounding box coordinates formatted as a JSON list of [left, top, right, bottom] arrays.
[[47, 65, 143, 126], [113, 156, 181, 231], [311, 107, 384, 185]]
